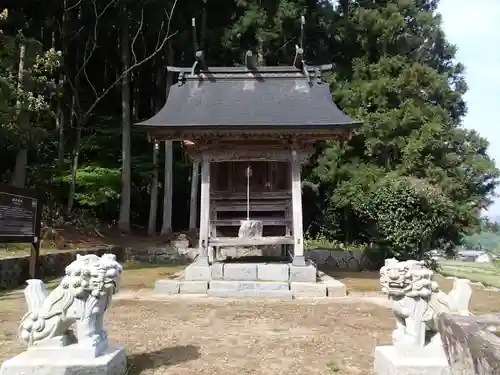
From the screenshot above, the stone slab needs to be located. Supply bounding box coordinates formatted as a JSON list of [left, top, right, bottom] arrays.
[[289, 264, 317, 282], [290, 282, 327, 297], [210, 263, 224, 280], [317, 273, 347, 297], [0, 345, 127, 375], [184, 263, 211, 281], [223, 263, 258, 281], [153, 279, 180, 294], [257, 263, 290, 281], [374, 346, 451, 375], [179, 281, 208, 294], [210, 280, 289, 291], [207, 289, 293, 300], [325, 280, 346, 297]]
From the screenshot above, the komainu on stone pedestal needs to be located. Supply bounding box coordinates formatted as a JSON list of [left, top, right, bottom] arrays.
[[374, 258, 473, 375], [380, 258, 472, 353], [18, 253, 123, 357], [0, 254, 126, 375]]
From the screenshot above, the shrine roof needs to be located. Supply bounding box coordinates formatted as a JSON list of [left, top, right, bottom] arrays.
[[135, 66, 360, 131]]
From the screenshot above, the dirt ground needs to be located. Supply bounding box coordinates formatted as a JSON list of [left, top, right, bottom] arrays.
[[0, 226, 179, 259], [0, 266, 499, 375]]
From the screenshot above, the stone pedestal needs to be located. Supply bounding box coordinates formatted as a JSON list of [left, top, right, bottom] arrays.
[[374, 346, 450, 375], [155, 258, 347, 299], [0, 345, 126, 375], [438, 313, 500, 375]]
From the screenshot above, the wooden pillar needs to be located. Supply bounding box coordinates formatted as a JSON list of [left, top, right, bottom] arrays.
[[197, 154, 210, 263], [161, 140, 173, 235], [189, 158, 200, 231], [291, 149, 305, 266]]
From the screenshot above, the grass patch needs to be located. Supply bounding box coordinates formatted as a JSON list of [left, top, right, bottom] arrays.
[[438, 260, 500, 288]]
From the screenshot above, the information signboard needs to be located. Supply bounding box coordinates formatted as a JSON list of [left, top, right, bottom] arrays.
[[0, 185, 42, 278]]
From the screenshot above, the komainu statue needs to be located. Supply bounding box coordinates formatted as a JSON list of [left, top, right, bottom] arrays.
[[379, 258, 472, 352], [18, 253, 123, 357]]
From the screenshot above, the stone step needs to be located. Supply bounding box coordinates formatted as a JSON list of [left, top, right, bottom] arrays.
[[210, 280, 289, 291], [207, 289, 293, 300]]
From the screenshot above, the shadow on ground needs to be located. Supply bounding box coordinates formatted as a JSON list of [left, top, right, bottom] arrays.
[[126, 344, 200, 374]]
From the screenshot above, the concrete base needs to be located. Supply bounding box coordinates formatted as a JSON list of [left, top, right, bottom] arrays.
[[374, 346, 451, 375], [185, 263, 211, 281], [210, 280, 289, 291], [257, 263, 289, 281], [289, 263, 317, 282], [318, 271, 347, 297], [0, 345, 126, 375], [153, 260, 347, 299], [291, 282, 327, 297], [154, 279, 180, 294], [223, 263, 258, 280], [207, 289, 293, 300], [179, 281, 208, 294]]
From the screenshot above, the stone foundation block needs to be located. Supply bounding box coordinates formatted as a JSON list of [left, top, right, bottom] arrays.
[[223, 263, 257, 281], [210, 280, 289, 291], [374, 346, 451, 375], [0, 345, 127, 375], [257, 263, 290, 281], [325, 280, 346, 297], [290, 282, 326, 297], [210, 263, 224, 280], [185, 263, 211, 281], [153, 279, 180, 295], [179, 281, 208, 294], [318, 273, 347, 297], [289, 264, 317, 282], [207, 289, 293, 300]]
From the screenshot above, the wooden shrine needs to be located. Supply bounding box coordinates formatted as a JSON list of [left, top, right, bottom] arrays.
[[136, 28, 360, 268]]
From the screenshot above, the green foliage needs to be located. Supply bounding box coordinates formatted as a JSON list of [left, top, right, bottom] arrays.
[[305, 0, 498, 262], [56, 166, 121, 207], [0, 0, 498, 261], [360, 175, 454, 259]]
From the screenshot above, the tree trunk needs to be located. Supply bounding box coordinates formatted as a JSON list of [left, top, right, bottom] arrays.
[[12, 43, 29, 188], [160, 43, 174, 236], [189, 159, 200, 230], [57, 87, 71, 172], [148, 141, 159, 235], [67, 121, 81, 214], [118, 5, 132, 232]]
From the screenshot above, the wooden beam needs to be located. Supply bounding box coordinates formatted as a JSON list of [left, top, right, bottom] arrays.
[[189, 158, 200, 230], [160, 140, 173, 235], [210, 236, 293, 247], [290, 149, 305, 266], [198, 155, 211, 263]]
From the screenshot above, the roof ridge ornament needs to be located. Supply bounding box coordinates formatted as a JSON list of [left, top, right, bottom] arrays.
[[293, 16, 311, 83]]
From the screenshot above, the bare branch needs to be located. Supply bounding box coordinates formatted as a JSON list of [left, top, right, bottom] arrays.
[[81, 0, 179, 123], [131, 9, 144, 65], [65, 0, 84, 12]]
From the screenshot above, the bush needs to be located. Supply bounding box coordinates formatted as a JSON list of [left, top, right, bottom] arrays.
[[360, 175, 455, 260]]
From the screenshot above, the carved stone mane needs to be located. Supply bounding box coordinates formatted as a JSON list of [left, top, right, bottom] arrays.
[[18, 253, 123, 358]]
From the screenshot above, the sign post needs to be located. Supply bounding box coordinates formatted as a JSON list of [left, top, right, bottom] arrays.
[[0, 185, 42, 278]]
